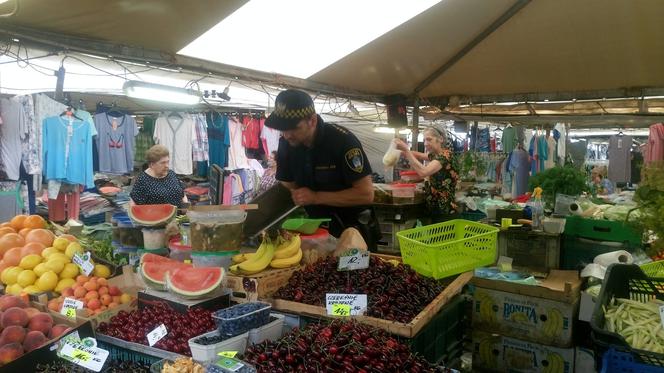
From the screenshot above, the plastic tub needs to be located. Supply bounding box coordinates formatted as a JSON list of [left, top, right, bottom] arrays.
[[142, 228, 166, 249], [300, 228, 335, 252], [192, 251, 239, 269], [169, 239, 192, 262], [400, 170, 424, 182], [188, 330, 248, 364], [212, 301, 271, 338], [391, 183, 416, 203], [188, 210, 247, 251], [248, 313, 285, 345]]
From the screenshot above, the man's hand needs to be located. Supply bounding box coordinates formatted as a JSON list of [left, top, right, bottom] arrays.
[[291, 187, 318, 206]]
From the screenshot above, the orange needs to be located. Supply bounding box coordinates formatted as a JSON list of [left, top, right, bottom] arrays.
[[59, 234, 78, 242], [23, 215, 47, 229], [0, 260, 9, 275], [20, 242, 45, 257], [0, 227, 16, 238], [0, 233, 24, 258], [24, 229, 55, 247], [9, 215, 27, 231], [3, 247, 22, 266], [0, 223, 11, 229], [18, 228, 32, 238]]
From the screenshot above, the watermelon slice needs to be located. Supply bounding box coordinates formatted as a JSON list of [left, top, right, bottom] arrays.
[[140, 252, 177, 264], [140, 261, 191, 291], [166, 266, 224, 299], [129, 204, 177, 226]]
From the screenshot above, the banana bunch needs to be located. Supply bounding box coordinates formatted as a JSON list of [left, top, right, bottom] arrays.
[[270, 234, 302, 269], [477, 338, 498, 366], [229, 237, 275, 275], [543, 308, 563, 338], [231, 252, 255, 264], [475, 290, 497, 323], [543, 352, 565, 373]]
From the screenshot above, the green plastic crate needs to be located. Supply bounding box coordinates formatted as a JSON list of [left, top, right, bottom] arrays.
[[561, 236, 637, 270], [563, 215, 642, 247], [460, 211, 487, 222], [397, 219, 498, 279], [640, 260, 664, 278]]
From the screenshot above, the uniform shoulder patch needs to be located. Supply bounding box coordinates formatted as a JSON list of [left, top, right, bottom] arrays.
[[344, 148, 364, 173]]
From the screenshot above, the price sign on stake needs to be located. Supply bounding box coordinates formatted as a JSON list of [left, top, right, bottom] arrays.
[[326, 294, 367, 316], [60, 297, 84, 319], [58, 339, 108, 372], [147, 324, 168, 347], [338, 248, 370, 271], [73, 252, 94, 276]]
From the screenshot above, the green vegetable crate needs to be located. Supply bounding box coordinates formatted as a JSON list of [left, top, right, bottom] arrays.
[[560, 236, 636, 271], [590, 264, 664, 370], [563, 215, 642, 247]]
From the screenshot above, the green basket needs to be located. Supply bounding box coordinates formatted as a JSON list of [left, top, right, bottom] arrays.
[[397, 219, 498, 279], [640, 260, 664, 278], [563, 215, 642, 247]]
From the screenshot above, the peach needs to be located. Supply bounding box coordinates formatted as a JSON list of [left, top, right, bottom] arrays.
[[28, 313, 53, 335], [23, 330, 46, 352], [87, 299, 100, 310], [75, 275, 88, 285], [120, 294, 132, 304], [0, 325, 26, 344], [73, 287, 86, 299], [0, 295, 27, 311], [100, 294, 112, 306], [0, 342, 23, 364], [97, 286, 109, 296], [49, 324, 71, 339], [97, 278, 108, 287], [112, 295, 121, 304], [1, 307, 28, 328], [83, 281, 98, 291], [24, 307, 41, 320], [84, 291, 99, 301], [61, 288, 75, 298], [108, 286, 121, 296], [107, 302, 119, 309]]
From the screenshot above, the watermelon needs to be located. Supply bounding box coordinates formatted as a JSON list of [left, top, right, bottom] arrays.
[[140, 252, 176, 264], [140, 261, 191, 291], [166, 266, 224, 299], [129, 204, 177, 226]]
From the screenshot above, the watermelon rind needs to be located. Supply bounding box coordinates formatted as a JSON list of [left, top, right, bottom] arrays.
[[140, 261, 191, 291], [166, 266, 224, 300], [129, 204, 177, 227]]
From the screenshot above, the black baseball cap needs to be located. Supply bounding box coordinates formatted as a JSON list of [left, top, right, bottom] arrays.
[[265, 89, 316, 131]]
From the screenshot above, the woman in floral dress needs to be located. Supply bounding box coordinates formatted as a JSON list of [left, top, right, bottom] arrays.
[[395, 127, 459, 223]]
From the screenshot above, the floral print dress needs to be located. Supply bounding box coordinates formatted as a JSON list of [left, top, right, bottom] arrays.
[[424, 149, 460, 216]]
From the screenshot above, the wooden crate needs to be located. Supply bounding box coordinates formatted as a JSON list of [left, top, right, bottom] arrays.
[[225, 266, 301, 303], [271, 271, 472, 338]]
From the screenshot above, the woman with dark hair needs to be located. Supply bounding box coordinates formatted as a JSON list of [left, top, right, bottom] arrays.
[[395, 127, 459, 222]]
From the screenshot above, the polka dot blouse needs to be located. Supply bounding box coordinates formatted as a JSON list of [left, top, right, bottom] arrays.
[[130, 170, 184, 207]]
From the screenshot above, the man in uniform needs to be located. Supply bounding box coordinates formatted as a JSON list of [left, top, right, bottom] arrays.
[[265, 89, 381, 251]]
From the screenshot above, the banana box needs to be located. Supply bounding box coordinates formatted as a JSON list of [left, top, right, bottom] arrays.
[[471, 270, 581, 347], [472, 330, 576, 373]]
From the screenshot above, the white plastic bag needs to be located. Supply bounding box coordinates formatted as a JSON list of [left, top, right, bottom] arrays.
[[382, 139, 401, 167]]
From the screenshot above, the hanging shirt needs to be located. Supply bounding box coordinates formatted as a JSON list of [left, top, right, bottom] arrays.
[[608, 135, 633, 183], [134, 117, 155, 165], [206, 112, 231, 169], [0, 97, 28, 180], [645, 123, 664, 164], [192, 114, 209, 162], [509, 148, 530, 197], [544, 136, 557, 169], [261, 124, 281, 155], [94, 112, 138, 174], [241, 116, 262, 150], [154, 113, 196, 175], [42, 116, 94, 188], [538, 135, 549, 171], [502, 126, 516, 153], [227, 117, 250, 170]]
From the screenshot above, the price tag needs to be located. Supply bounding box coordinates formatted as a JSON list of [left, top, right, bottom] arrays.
[[659, 305, 664, 329], [73, 252, 94, 276], [216, 357, 244, 372], [60, 298, 84, 319], [331, 304, 351, 316], [338, 248, 370, 271], [218, 351, 238, 358], [325, 294, 367, 316], [58, 339, 108, 372], [147, 324, 168, 347]]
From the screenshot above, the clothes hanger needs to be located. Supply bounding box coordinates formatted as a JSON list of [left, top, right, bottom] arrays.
[[60, 106, 83, 121], [106, 102, 125, 118]]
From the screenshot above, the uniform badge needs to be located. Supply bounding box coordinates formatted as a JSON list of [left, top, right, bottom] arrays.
[[345, 148, 364, 173]]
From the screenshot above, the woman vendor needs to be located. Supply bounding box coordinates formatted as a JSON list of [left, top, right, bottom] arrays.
[[130, 145, 188, 207], [395, 127, 459, 223]]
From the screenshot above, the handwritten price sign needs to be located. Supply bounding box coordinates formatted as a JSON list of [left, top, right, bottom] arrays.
[[326, 294, 367, 316], [338, 249, 370, 271]]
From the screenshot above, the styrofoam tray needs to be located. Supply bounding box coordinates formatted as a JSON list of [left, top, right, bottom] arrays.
[[188, 330, 248, 363], [248, 313, 285, 345]]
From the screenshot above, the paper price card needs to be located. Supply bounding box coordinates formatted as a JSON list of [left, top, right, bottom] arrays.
[[58, 339, 108, 372], [325, 294, 367, 316], [147, 324, 168, 346], [60, 297, 84, 319], [216, 357, 245, 372], [338, 248, 370, 271], [73, 252, 94, 276], [218, 351, 238, 358]]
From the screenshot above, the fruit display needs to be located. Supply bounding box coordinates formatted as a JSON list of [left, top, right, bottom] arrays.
[[46, 275, 134, 316], [211, 302, 271, 338], [242, 320, 451, 373], [129, 204, 177, 226], [0, 295, 72, 366], [165, 266, 223, 299], [140, 253, 192, 291], [96, 303, 216, 355], [273, 256, 445, 323], [160, 357, 205, 373], [230, 233, 301, 275], [35, 360, 151, 372]]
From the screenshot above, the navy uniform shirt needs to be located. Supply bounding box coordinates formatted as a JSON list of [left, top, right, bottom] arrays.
[[276, 116, 372, 236]]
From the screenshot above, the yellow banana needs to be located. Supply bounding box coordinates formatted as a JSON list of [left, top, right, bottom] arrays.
[[270, 248, 302, 268], [478, 338, 496, 366], [478, 294, 497, 323], [543, 352, 564, 373], [544, 308, 563, 338], [273, 235, 301, 259], [238, 237, 275, 274], [232, 253, 255, 264]]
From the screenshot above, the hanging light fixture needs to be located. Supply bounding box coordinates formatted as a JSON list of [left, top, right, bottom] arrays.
[[123, 80, 202, 105]]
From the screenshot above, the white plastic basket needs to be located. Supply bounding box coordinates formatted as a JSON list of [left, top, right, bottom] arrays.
[[248, 313, 285, 345], [188, 330, 248, 363]]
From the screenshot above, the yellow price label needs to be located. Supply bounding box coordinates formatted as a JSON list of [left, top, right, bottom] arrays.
[[72, 349, 91, 362], [218, 351, 238, 358], [64, 307, 77, 319], [332, 304, 351, 316]]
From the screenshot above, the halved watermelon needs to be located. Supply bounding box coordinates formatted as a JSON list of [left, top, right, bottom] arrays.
[[140, 261, 191, 291], [140, 252, 177, 264], [166, 266, 224, 299], [129, 204, 177, 226]]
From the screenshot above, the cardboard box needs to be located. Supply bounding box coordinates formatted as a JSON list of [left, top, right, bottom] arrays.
[[225, 266, 300, 303], [471, 270, 581, 347], [472, 330, 576, 373]]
